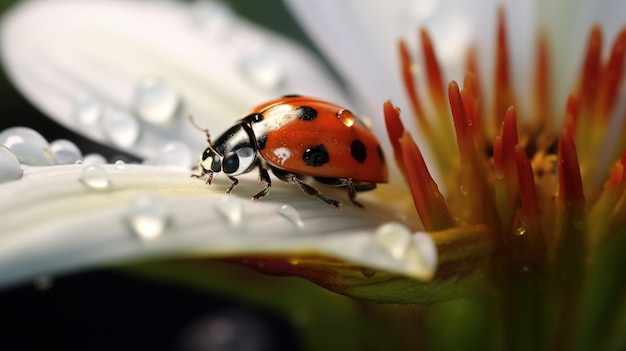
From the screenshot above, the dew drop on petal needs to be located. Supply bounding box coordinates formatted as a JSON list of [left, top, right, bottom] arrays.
[[102, 109, 140, 148], [373, 222, 412, 259], [0, 145, 22, 183], [494, 171, 504, 180], [133, 77, 180, 124], [50, 139, 82, 164], [403, 232, 438, 278], [114, 160, 126, 170], [277, 204, 304, 228], [78, 165, 110, 190], [336, 109, 355, 127], [240, 45, 284, 90], [33, 275, 54, 291], [126, 193, 170, 240], [573, 217, 587, 231], [360, 267, 376, 278], [81, 153, 108, 165], [515, 226, 526, 236], [143, 141, 193, 168], [0, 127, 55, 165], [216, 195, 243, 225], [191, 0, 234, 40], [459, 184, 468, 195], [73, 95, 102, 126]]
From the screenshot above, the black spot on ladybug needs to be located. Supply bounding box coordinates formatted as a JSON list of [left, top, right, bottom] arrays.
[[377, 144, 385, 164], [350, 140, 367, 163], [303, 144, 329, 167], [295, 106, 318, 121], [243, 113, 263, 123], [256, 134, 267, 150], [282, 94, 301, 98]]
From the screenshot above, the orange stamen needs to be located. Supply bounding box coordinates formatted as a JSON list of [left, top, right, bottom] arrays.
[[399, 40, 427, 129], [534, 32, 551, 131], [420, 29, 447, 117], [558, 129, 585, 206], [399, 131, 454, 231], [383, 100, 406, 175], [449, 81, 498, 227], [494, 7, 515, 129]]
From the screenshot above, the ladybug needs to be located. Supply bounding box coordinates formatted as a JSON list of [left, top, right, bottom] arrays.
[[192, 95, 388, 208]]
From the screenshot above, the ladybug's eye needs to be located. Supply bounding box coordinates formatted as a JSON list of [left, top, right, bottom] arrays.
[[222, 146, 256, 175], [200, 148, 219, 173]]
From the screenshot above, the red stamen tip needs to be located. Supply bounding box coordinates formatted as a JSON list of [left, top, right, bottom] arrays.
[[399, 131, 454, 231], [399, 40, 426, 121], [420, 28, 446, 109], [558, 129, 585, 205], [384, 100, 406, 175]]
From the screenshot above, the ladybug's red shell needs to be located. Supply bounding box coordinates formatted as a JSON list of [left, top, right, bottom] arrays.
[[246, 96, 388, 183]]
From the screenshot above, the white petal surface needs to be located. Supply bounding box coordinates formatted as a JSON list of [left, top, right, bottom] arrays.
[[0, 164, 431, 288], [0, 0, 347, 162]]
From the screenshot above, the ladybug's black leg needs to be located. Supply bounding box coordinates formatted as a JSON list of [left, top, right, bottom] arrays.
[[191, 167, 214, 185], [344, 179, 364, 208], [293, 177, 341, 209], [272, 168, 341, 209], [252, 166, 272, 200], [226, 176, 238, 194], [314, 177, 374, 208]]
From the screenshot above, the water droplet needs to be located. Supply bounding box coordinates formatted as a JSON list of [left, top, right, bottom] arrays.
[[494, 171, 504, 180], [515, 226, 526, 236], [0, 127, 55, 165], [410, 63, 421, 75], [50, 139, 82, 164], [78, 165, 110, 190], [102, 109, 140, 148], [336, 109, 355, 127], [114, 160, 126, 170], [143, 141, 193, 168], [573, 217, 587, 231], [81, 153, 107, 165], [0, 145, 22, 183], [33, 275, 54, 291], [373, 222, 412, 259], [216, 195, 243, 225], [126, 193, 170, 240], [73, 95, 102, 126], [240, 45, 284, 90], [133, 77, 180, 124], [277, 204, 304, 228], [459, 184, 468, 195], [405, 232, 438, 276], [360, 267, 376, 277], [191, 0, 234, 40]]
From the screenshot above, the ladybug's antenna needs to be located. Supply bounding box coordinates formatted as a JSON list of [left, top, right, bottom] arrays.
[[188, 115, 218, 154]]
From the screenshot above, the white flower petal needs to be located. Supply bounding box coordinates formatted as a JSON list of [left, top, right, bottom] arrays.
[[0, 163, 432, 288], [0, 0, 347, 162]]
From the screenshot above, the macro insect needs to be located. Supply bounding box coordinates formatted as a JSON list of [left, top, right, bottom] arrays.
[[192, 95, 388, 208]]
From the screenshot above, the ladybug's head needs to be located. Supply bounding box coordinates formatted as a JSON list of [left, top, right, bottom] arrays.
[[192, 117, 258, 178]]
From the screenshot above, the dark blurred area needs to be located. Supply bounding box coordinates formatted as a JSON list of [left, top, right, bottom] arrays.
[[0, 1, 316, 349], [0, 271, 300, 351]]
